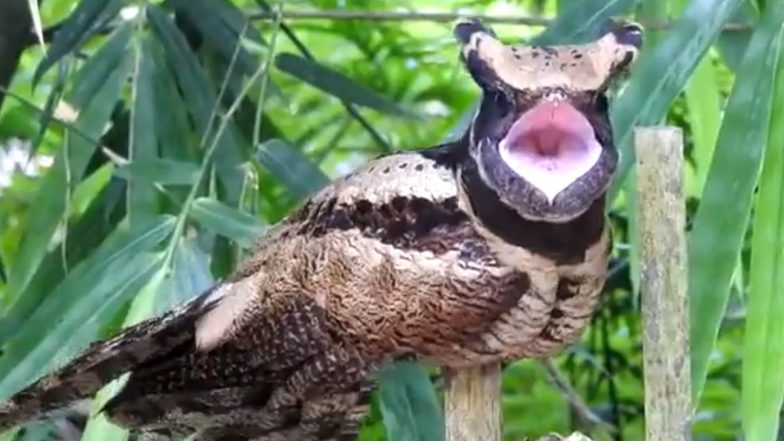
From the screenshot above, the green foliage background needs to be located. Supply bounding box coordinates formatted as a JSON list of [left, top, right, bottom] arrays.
[[0, 1, 782, 441]]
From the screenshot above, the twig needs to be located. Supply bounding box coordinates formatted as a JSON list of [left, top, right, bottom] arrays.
[[443, 364, 502, 441], [247, 9, 754, 32], [540, 359, 618, 437], [634, 127, 691, 441]]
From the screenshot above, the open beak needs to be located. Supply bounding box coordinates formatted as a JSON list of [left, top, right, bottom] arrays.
[[498, 100, 602, 203]]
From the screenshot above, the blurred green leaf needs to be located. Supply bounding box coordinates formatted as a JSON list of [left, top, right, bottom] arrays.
[[689, 4, 784, 402], [717, 0, 760, 71], [128, 34, 162, 225], [378, 362, 444, 441], [29, 60, 70, 159], [609, 0, 744, 198], [0, 216, 175, 403], [741, 16, 784, 441], [78, 377, 130, 441], [34, 0, 125, 85], [256, 139, 329, 201], [4, 29, 133, 314], [274, 53, 412, 117], [190, 197, 266, 247], [114, 158, 200, 186]]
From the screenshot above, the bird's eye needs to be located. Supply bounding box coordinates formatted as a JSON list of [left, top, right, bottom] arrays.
[[492, 92, 513, 115], [617, 23, 643, 48], [594, 94, 609, 113]]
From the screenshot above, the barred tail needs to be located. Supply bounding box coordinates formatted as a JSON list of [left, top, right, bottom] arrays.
[[0, 286, 219, 431]]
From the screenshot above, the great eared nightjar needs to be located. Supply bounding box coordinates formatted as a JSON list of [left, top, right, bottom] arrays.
[[0, 17, 643, 441]]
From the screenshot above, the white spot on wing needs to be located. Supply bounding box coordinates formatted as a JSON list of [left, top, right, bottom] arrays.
[[195, 280, 256, 352]]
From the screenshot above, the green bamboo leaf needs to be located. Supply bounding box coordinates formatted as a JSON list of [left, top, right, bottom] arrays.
[[147, 33, 196, 160], [378, 362, 444, 441], [128, 35, 162, 225], [148, 4, 246, 205], [274, 53, 412, 117], [256, 139, 329, 201], [114, 158, 200, 186], [0, 178, 122, 346], [29, 60, 70, 159], [68, 24, 133, 109], [78, 268, 169, 441], [78, 238, 213, 441], [148, 5, 213, 121], [158, 237, 215, 311], [77, 377, 130, 441], [683, 59, 723, 196], [533, 0, 637, 45], [689, 5, 784, 402], [609, 0, 744, 199], [717, 0, 760, 71], [0, 216, 175, 402], [668, 0, 724, 197], [0, 250, 166, 403], [190, 197, 266, 247], [168, 0, 261, 77], [33, 0, 125, 85], [741, 18, 784, 441], [4, 32, 133, 314]]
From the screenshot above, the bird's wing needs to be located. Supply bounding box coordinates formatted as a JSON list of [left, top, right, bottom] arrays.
[[0, 146, 522, 441]]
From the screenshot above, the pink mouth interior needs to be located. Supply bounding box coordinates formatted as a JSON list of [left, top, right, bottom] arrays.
[[499, 101, 601, 203]]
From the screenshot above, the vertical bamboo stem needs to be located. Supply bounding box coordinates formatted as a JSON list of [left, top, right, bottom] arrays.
[[634, 126, 692, 441], [444, 364, 502, 441]]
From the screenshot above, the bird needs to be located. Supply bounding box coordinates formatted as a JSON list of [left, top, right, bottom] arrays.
[[0, 17, 642, 441]]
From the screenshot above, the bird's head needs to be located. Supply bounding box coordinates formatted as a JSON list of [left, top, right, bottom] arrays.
[[454, 18, 642, 222]]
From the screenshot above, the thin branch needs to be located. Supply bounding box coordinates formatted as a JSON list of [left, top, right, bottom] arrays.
[[247, 9, 754, 32], [540, 359, 618, 437]]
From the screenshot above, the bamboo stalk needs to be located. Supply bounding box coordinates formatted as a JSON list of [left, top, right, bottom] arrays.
[[634, 127, 692, 441], [443, 364, 502, 441]]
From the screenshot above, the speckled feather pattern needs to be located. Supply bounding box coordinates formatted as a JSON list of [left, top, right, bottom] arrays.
[[0, 149, 609, 441]]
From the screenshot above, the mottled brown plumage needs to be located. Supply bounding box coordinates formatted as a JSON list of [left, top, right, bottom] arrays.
[[0, 18, 643, 441]]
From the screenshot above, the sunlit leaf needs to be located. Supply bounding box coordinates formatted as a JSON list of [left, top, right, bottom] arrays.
[[689, 4, 784, 402], [741, 11, 784, 441]]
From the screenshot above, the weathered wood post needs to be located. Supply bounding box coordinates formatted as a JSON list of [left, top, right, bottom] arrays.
[[634, 126, 692, 441], [444, 364, 502, 441]]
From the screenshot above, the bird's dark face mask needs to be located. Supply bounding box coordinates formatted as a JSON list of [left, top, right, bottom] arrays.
[[455, 19, 643, 222]]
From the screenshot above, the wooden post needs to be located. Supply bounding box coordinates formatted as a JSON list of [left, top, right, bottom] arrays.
[[634, 126, 692, 441], [444, 364, 502, 441]]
